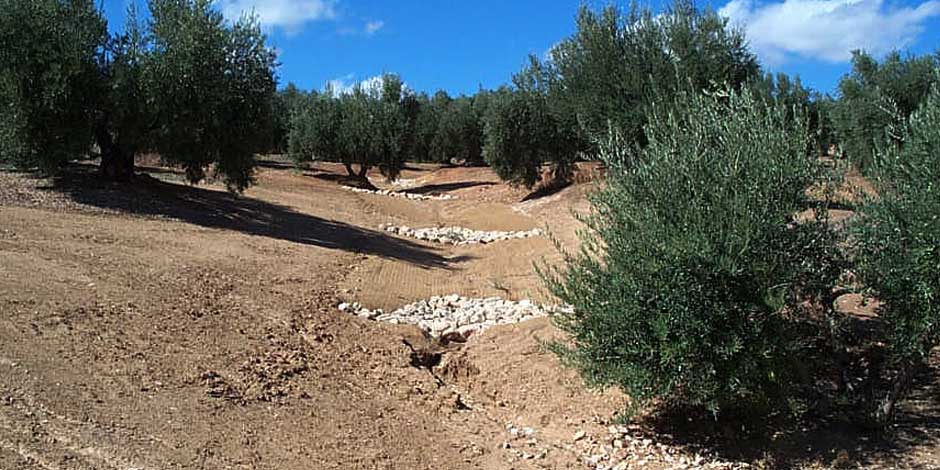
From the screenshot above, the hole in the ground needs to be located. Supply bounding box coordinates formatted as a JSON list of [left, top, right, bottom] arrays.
[[404, 340, 443, 369]]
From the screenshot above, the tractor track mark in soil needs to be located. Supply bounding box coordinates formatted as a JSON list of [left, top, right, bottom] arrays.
[[0, 392, 156, 470]]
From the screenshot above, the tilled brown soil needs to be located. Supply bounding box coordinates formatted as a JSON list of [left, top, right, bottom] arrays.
[[0, 164, 623, 470], [1, 162, 938, 469]]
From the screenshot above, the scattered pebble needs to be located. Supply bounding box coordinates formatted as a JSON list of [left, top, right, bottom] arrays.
[[569, 423, 753, 470]]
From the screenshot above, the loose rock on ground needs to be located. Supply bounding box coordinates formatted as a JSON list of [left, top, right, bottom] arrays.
[[342, 185, 456, 200], [338, 295, 571, 339], [501, 421, 751, 470], [383, 225, 543, 245]]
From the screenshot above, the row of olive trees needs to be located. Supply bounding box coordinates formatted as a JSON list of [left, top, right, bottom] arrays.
[[285, 79, 495, 182], [284, 0, 803, 190], [288, 75, 412, 184], [0, 0, 277, 192]]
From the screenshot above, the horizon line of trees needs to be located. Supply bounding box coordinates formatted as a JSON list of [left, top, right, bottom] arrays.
[[3, 0, 933, 193], [281, 1, 828, 189]]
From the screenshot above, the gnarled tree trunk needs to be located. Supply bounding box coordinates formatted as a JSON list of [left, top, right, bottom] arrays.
[[95, 121, 134, 182], [876, 359, 917, 425]]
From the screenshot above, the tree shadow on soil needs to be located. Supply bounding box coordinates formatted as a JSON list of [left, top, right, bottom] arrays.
[[305, 171, 352, 183], [402, 181, 495, 195], [643, 357, 940, 468], [303, 171, 379, 190], [43, 165, 470, 270], [402, 164, 436, 172], [254, 158, 297, 170], [521, 180, 572, 202]]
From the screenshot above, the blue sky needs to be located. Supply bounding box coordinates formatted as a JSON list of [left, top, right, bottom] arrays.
[[100, 0, 940, 97]]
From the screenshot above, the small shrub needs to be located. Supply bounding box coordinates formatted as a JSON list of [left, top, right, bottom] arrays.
[[544, 88, 842, 417]]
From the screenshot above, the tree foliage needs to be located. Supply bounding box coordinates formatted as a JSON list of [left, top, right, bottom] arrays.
[[546, 0, 758, 144], [432, 96, 486, 165], [271, 83, 308, 153], [145, 0, 277, 191], [481, 0, 760, 188], [289, 74, 410, 182], [0, 0, 106, 172], [831, 50, 939, 172], [750, 72, 833, 153], [0, 0, 278, 192], [404, 90, 489, 165], [853, 87, 940, 423], [482, 60, 583, 188], [545, 89, 841, 416]]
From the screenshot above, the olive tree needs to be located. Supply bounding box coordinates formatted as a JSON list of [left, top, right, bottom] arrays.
[[271, 83, 308, 153], [431, 96, 485, 165], [544, 89, 842, 416], [0, 0, 278, 192], [145, 0, 276, 191], [482, 0, 760, 188], [483, 58, 583, 188], [853, 87, 940, 424], [289, 74, 410, 184], [0, 0, 106, 173], [831, 51, 939, 171], [545, 0, 758, 145]]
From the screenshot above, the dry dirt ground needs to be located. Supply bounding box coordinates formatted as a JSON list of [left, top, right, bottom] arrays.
[[0, 158, 938, 469]]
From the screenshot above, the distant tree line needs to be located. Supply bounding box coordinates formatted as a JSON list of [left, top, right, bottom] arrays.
[[282, 1, 823, 189], [283, 79, 496, 185]]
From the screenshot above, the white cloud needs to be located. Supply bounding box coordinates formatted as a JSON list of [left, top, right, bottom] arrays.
[[338, 20, 386, 37], [218, 0, 337, 33], [324, 74, 409, 97], [326, 74, 356, 95], [325, 74, 385, 96], [543, 41, 562, 63], [719, 0, 940, 65], [365, 20, 385, 35]]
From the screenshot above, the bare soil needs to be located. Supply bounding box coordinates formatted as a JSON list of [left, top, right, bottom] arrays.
[[1, 160, 938, 469]]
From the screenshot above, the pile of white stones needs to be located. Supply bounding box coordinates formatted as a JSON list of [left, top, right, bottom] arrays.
[[338, 295, 571, 339], [342, 186, 456, 201], [383, 225, 543, 246], [390, 178, 417, 188]]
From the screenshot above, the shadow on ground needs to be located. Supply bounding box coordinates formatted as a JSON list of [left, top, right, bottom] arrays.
[[255, 157, 297, 170], [42, 165, 470, 270], [521, 181, 572, 202], [402, 164, 437, 172], [403, 181, 496, 195], [641, 354, 940, 469]]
